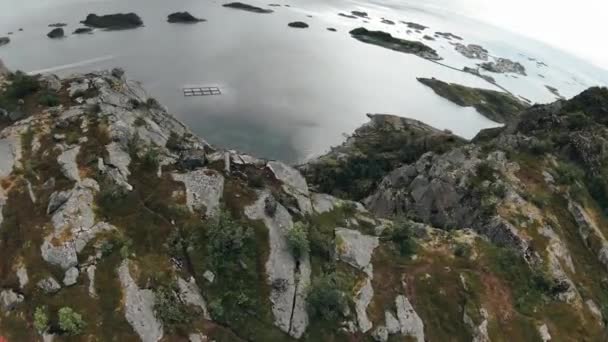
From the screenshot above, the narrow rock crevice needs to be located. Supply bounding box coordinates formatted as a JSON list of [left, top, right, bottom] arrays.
[[288, 260, 302, 334]]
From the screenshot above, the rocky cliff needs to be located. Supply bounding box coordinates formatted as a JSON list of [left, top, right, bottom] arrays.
[[0, 64, 607, 342]]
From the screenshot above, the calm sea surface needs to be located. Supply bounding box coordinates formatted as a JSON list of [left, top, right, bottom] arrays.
[[1, 0, 607, 162]]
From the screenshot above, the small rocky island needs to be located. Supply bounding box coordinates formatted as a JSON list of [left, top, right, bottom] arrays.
[[454, 43, 489, 60], [418, 77, 529, 124], [47, 28, 65, 39], [480, 57, 527, 76], [73, 27, 93, 34], [167, 12, 205, 23], [0, 37, 9, 47], [349, 27, 441, 60], [222, 2, 274, 13], [288, 21, 309, 28], [81, 13, 144, 29]]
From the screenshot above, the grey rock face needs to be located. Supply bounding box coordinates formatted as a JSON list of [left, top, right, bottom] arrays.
[[267, 161, 312, 214], [0, 289, 24, 311], [42, 180, 115, 269], [354, 278, 374, 332], [16, 265, 29, 289], [86, 265, 97, 297], [538, 323, 551, 342], [40, 74, 62, 92], [47, 190, 72, 214], [372, 326, 389, 342], [68, 79, 90, 97], [395, 295, 424, 341], [202, 270, 215, 283], [177, 277, 210, 319], [365, 146, 535, 259], [568, 200, 608, 271], [335, 228, 379, 277], [104, 142, 132, 190], [57, 146, 81, 182], [464, 308, 490, 342], [311, 193, 340, 214], [37, 276, 61, 294], [173, 169, 224, 217], [245, 191, 310, 338], [63, 267, 79, 286], [118, 260, 163, 342]]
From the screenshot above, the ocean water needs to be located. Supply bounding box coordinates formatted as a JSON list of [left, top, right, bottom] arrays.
[[1, 0, 607, 162]]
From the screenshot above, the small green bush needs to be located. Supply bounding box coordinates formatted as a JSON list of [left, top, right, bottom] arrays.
[[142, 148, 160, 171], [207, 210, 253, 272], [388, 218, 417, 257], [154, 284, 193, 332], [58, 307, 86, 335], [554, 162, 584, 185], [475, 161, 495, 182], [209, 299, 225, 320], [307, 273, 348, 320], [38, 91, 60, 107], [7, 71, 40, 99], [287, 222, 310, 259], [454, 243, 472, 259], [33, 306, 49, 333]]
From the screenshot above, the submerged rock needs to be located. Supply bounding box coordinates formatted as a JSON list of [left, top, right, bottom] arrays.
[[435, 31, 463, 40], [349, 27, 441, 61], [351, 11, 369, 18], [48, 23, 67, 27], [402, 21, 428, 30], [167, 12, 206, 23], [47, 28, 65, 39], [222, 2, 274, 13], [81, 13, 144, 29], [480, 57, 527, 76], [454, 43, 489, 60], [288, 21, 309, 28], [73, 27, 93, 34]]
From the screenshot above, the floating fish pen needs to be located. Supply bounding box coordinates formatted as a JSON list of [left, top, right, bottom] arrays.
[[183, 86, 221, 97]]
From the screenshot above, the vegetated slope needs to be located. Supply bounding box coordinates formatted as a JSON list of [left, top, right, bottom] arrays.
[[0, 64, 607, 342]]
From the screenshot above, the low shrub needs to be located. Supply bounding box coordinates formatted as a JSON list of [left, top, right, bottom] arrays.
[[154, 284, 193, 332], [307, 273, 348, 320], [58, 307, 86, 335], [287, 222, 310, 259]]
